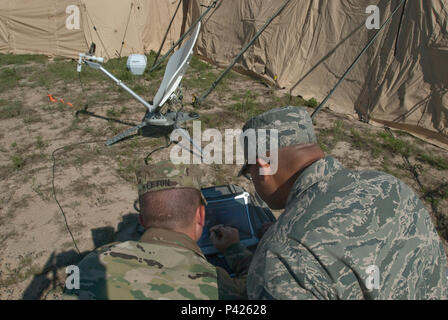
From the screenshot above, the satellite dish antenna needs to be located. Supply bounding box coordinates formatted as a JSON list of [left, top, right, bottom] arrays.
[[76, 22, 202, 146], [152, 22, 201, 113]]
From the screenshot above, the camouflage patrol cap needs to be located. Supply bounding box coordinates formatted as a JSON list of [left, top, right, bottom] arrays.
[[238, 106, 317, 176], [136, 161, 207, 205]]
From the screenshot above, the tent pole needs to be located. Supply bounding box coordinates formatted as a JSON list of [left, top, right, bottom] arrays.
[[394, 0, 408, 57], [150, 0, 219, 72], [194, 0, 292, 107], [311, 0, 407, 120], [152, 0, 183, 68]]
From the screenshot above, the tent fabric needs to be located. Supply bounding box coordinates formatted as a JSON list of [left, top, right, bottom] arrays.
[[79, 0, 145, 59], [0, 4, 9, 52], [187, 0, 448, 148], [0, 0, 447, 147], [0, 0, 185, 59], [136, 0, 186, 58], [0, 0, 87, 57]]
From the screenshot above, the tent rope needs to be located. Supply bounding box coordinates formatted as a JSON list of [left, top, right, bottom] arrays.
[[118, 2, 135, 58], [85, 9, 111, 61], [150, 0, 219, 72], [151, 0, 184, 68]]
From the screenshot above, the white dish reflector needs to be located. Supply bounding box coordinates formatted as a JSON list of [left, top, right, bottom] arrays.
[[151, 22, 201, 111]]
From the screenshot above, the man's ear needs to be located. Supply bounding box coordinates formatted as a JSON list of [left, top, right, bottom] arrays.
[[197, 205, 206, 228]]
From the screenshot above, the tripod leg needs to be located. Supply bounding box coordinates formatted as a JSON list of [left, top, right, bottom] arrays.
[[173, 124, 203, 160], [105, 122, 147, 147]]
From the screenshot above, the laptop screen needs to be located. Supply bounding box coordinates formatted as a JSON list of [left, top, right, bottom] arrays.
[[197, 196, 253, 248]]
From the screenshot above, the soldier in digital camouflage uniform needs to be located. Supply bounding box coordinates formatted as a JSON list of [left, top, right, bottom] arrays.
[[63, 161, 251, 300], [238, 106, 448, 300]]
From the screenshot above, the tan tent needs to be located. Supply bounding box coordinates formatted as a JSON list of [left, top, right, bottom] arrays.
[[1, 0, 447, 147], [187, 0, 448, 148], [0, 0, 185, 59], [0, 0, 86, 57]]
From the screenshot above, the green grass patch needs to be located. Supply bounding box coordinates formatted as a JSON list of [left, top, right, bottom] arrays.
[[0, 53, 47, 67], [231, 90, 259, 120], [381, 162, 404, 179], [350, 128, 384, 157], [304, 97, 319, 108], [199, 112, 226, 129], [0, 68, 22, 91], [131, 83, 147, 96], [271, 94, 308, 109], [22, 111, 42, 125], [183, 69, 216, 91], [417, 154, 448, 171], [143, 55, 165, 80], [0, 100, 23, 119], [11, 154, 25, 170], [318, 120, 346, 151], [36, 136, 48, 150], [376, 132, 448, 170], [190, 55, 213, 72], [349, 129, 448, 172], [31, 56, 140, 88], [106, 106, 129, 119], [377, 132, 415, 158]]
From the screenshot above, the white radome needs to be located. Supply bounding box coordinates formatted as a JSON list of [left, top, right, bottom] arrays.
[[127, 54, 147, 75]]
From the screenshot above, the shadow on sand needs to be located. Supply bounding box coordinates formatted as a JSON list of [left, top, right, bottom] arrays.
[[22, 213, 143, 300]]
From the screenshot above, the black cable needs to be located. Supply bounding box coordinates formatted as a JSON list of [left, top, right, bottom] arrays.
[[144, 141, 173, 165], [75, 110, 140, 127], [311, 0, 407, 120], [133, 199, 140, 213], [394, 0, 408, 57], [51, 140, 107, 254]]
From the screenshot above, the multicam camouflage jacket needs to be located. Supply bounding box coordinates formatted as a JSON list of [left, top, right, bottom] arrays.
[[247, 156, 448, 300], [63, 228, 251, 300]]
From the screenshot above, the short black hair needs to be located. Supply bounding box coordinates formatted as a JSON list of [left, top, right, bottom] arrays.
[[139, 188, 202, 230]]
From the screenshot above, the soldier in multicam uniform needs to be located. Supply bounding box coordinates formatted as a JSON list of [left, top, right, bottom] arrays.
[[63, 161, 251, 300], [238, 106, 448, 300]]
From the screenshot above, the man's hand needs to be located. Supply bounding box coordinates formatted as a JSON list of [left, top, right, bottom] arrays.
[[210, 225, 239, 253]]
